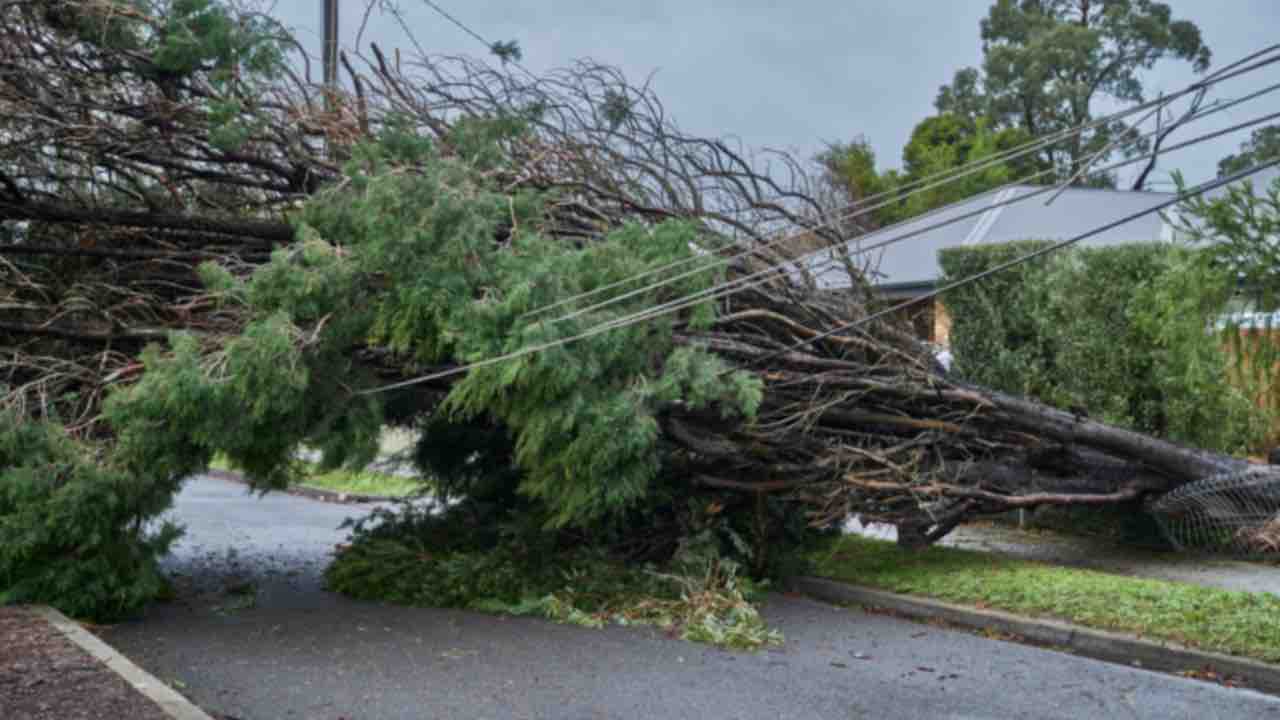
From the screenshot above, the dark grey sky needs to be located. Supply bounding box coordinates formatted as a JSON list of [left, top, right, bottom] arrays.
[[275, 1, 1280, 187]]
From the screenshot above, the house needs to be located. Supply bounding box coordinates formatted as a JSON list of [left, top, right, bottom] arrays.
[[804, 167, 1280, 346]]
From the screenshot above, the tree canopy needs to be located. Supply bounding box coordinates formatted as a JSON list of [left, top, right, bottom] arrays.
[[936, 0, 1211, 187], [815, 0, 1210, 227], [816, 114, 1038, 228]]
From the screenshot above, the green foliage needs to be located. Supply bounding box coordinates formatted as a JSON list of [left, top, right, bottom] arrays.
[[88, 99, 785, 629], [152, 0, 285, 83], [325, 500, 782, 650], [937, 240, 1058, 398], [819, 116, 1038, 226], [44, 0, 285, 90], [1176, 174, 1280, 305], [1175, 173, 1280, 432], [893, 116, 1038, 221], [489, 39, 522, 65], [40, 0, 287, 152], [1126, 249, 1265, 450], [39, 1, 147, 51], [1217, 126, 1280, 178], [938, 0, 1211, 183], [940, 241, 1264, 453], [107, 116, 760, 532], [601, 89, 634, 130], [0, 413, 181, 620], [815, 138, 899, 226]]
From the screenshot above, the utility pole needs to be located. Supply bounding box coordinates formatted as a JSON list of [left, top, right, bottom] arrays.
[[322, 0, 339, 158], [322, 0, 339, 93]]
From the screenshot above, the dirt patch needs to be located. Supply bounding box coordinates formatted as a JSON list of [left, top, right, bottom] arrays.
[[0, 606, 172, 720]]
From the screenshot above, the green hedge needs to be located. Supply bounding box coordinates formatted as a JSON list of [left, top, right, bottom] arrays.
[[939, 242, 1265, 454]]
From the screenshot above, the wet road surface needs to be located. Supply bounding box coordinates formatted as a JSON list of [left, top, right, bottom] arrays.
[[103, 475, 1280, 720]]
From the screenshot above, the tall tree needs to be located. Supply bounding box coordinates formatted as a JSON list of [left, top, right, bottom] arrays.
[[937, 0, 1211, 186]]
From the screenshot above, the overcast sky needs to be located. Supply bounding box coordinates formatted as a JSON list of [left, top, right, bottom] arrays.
[[274, 1, 1280, 188]]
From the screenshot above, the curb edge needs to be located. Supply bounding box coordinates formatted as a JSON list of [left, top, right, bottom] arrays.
[[34, 606, 216, 720], [792, 576, 1280, 695]]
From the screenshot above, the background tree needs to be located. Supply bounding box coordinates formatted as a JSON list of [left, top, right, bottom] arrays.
[[936, 0, 1211, 187], [816, 114, 1036, 228], [1218, 126, 1280, 178], [813, 137, 899, 230]]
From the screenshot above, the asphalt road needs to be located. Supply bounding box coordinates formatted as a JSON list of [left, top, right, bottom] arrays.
[[104, 475, 1280, 720]]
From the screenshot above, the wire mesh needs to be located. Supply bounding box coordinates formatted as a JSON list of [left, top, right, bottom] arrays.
[[1151, 466, 1280, 555]]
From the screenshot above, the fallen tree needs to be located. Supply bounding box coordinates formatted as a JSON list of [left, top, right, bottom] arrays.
[[1, 1, 1272, 617]]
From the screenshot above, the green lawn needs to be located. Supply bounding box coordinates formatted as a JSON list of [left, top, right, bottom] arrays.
[[813, 535, 1280, 663], [294, 464, 422, 497], [207, 453, 424, 498]]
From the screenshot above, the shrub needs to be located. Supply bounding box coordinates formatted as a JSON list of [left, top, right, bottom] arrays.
[[0, 413, 182, 620], [936, 240, 1056, 398], [940, 242, 1265, 454]]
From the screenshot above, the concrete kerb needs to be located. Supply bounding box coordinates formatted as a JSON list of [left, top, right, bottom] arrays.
[[34, 605, 215, 720], [792, 576, 1280, 695]]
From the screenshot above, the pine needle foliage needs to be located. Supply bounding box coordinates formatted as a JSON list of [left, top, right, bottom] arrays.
[[325, 500, 782, 650], [0, 412, 181, 620], [104, 116, 761, 529]]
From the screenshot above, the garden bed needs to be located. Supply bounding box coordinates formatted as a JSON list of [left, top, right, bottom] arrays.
[[0, 606, 171, 720]]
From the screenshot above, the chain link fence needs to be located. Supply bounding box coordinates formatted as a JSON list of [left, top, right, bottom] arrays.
[[1150, 466, 1280, 555]]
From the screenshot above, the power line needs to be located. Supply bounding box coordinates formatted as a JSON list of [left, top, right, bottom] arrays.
[[737, 157, 1280, 375], [537, 75, 1280, 330], [522, 46, 1280, 324], [417, 0, 540, 81], [351, 43, 1280, 396], [356, 112, 1280, 397], [579, 106, 1280, 341]]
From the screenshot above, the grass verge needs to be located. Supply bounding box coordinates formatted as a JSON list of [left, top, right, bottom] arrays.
[[812, 535, 1280, 664], [294, 464, 421, 497], [208, 454, 423, 498]]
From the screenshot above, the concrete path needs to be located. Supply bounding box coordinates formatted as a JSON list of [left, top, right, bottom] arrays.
[[104, 475, 1280, 720], [846, 517, 1280, 596]]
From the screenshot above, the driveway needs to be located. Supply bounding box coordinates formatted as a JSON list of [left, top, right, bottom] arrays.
[[103, 475, 1280, 720]]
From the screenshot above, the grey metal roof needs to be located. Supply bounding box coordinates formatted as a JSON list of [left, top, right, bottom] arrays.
[[809, 184, 1175, 291]]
